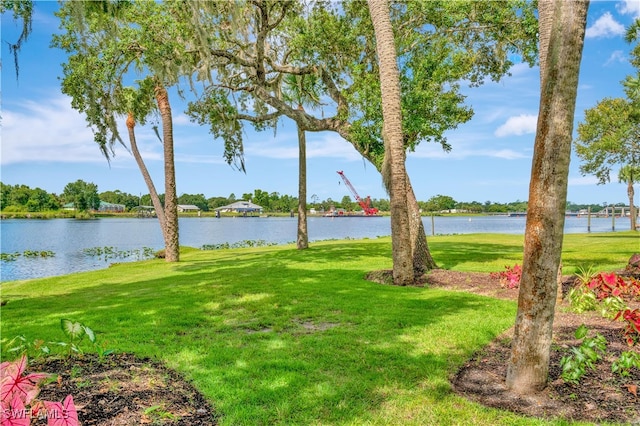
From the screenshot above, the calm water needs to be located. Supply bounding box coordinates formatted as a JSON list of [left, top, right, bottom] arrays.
[[0, 215, 632, 282]]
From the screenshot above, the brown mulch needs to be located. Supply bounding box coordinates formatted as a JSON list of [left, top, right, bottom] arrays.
[[30, 353, 217, 425], [427, 269, 640, 425], [24, 269, 640, 425]]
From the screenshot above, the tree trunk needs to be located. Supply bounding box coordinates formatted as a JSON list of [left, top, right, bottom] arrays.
[[628, 177, 637, 231], [297, 118, 309, 249], [406, 176, 438, 277], [154, 83, 180, 262], [506, 0, 589, 394], [368, 0, 413, 285], [126, 112, 167, 229]]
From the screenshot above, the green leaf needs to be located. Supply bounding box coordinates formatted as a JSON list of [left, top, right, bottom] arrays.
[[61, 318, 85, 341], [574, 324, 589, 340], [82, 325, 96, 343]]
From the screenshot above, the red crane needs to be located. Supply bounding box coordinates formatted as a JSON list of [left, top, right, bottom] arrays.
[[337, 171, 379, 216]]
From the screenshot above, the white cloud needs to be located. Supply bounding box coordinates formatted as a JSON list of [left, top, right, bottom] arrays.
[[617, 0, 640, 18], [487, 149, 528, 160], [494, 114, 538, 137], [508, 62, 534, 77], [568, 175, 600, 186], [246, 132, 362, 161], [0, 95, 159, 166], [604, 50, 627, 65], [411, 138, 529, 160], [173, 113, 197, 126], [585, 12, 625, 39]]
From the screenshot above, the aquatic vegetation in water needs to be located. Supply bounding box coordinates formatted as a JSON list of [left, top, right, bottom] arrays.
[[0, 250, 55, 261], [201, 240, 279, 250], [82, 246, 155, 262]]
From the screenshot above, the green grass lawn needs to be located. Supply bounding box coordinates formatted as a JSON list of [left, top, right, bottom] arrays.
[[1, 232, 637, 425]]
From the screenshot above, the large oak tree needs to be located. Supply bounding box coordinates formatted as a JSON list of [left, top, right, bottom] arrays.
[[180, 0, 538, 283]]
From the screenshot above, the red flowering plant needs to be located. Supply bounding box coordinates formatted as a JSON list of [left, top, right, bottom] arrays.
[[614, 308, 640, 347], [1, 355, 78, 426], [491, 264, 522, 289]]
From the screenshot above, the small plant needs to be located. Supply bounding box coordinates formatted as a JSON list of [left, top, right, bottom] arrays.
[[567, 284, 598, 313], [567, 267, 640, 317], [611, 351, 640, 377], [587, 272, 638, 300], [55, 319, 96, 355], [560, 324, 607, 385], [2, 321, 113, 361], [598, 295, 627, 319], [490, 264, 522, 289], [614, 308, 640, 346], [143, 404, 177, 422], [3, 336, 51, 360], [0, 355, 78, 426]]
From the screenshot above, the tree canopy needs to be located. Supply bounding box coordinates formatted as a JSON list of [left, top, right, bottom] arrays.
[[575, 97, 640, 185], [181, 0, 538, 168], [62, 179, 100, 212]]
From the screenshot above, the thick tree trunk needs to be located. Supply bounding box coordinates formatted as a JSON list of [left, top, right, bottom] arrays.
[[297, 120, 309, 249], [368, 0, 413, 285], [628, 178, 637, 231], [406, 176, 438, 276], [126, 112, 167, 229], [506, 0, 589, 394], [155, 84, 180, 262]]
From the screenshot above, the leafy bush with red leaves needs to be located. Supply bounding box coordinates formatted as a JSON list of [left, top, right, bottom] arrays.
[[1, 355, 78, 426], [614, 308, 640, 347], [491, 264, 522, 289], [627, 253, 640, 274], [587, 272, 640, 301]]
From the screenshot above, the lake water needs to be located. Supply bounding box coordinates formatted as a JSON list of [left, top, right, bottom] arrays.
[[0, 215, 633, 282]]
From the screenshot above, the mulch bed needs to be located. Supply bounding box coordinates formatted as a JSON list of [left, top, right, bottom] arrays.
[[30, 353, 217, 425], [426, 269, 640, 425]]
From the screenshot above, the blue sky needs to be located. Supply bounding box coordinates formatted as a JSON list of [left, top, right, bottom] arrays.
[[1, 1, 639, 205]]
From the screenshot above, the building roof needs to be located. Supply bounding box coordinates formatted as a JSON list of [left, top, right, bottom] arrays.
[[177, 204, 201, 210], [214, 200, 264, 212], [99, 201, 125, 209]]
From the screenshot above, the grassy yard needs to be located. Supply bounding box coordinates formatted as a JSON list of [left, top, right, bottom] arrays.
[[1, 232, 637, 425]]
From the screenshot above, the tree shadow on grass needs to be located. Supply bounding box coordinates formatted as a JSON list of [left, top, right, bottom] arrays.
[[426, 240, 524, 269], [0, 247, 516, 424]]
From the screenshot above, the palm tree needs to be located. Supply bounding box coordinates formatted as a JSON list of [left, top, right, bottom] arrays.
[[54, 1, 183, 261], [619, 165, 640, 230], [367, 0, 413, 285]]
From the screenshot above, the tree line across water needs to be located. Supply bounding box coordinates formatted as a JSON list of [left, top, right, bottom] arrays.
[[0, 180, 617, 215]]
